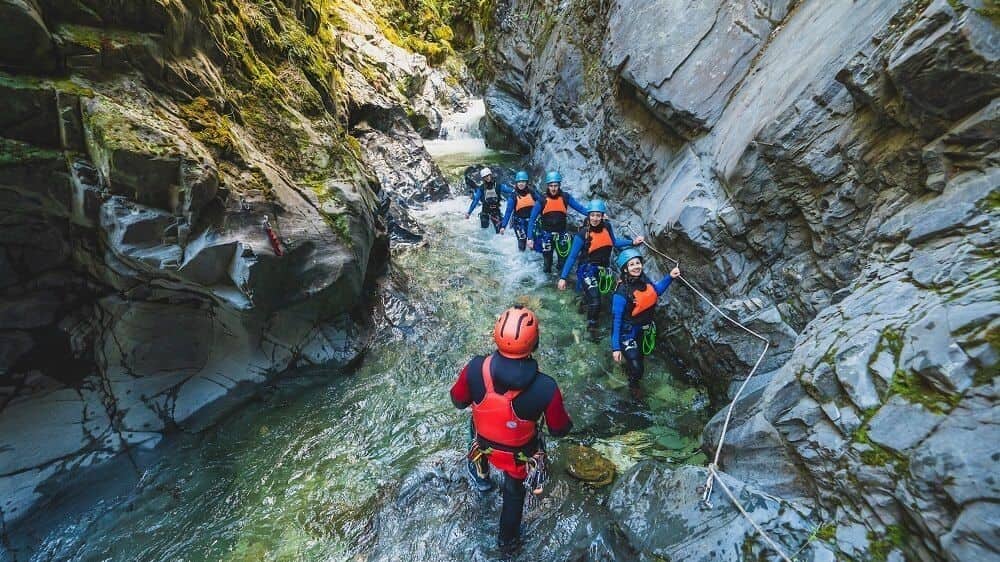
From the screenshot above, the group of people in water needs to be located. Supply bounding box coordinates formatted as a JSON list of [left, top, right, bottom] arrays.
[[452, 166, 682, 552]]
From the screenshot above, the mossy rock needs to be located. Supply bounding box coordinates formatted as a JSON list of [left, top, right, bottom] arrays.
[[565, 444, 616, 486]]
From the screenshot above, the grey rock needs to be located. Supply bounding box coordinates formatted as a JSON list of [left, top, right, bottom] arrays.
[[866, 396, 942, 453], [0, 0, 57, 73], [940, 501, 1000, 561], [604, 0, 793, 135], [900, 306, 976, 394], [609, 463, 815, 561], [909, 383, 999, 512], [835, 523, 870, 558], [887, 0, 1000, 136]]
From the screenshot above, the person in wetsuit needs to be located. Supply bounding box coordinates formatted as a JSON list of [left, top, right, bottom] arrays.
[[450, 305, 573, 551], [526, 171, 587, 273], [610, 248, 681, 397], [499, 171, 537, 251], [557, 200, 644, 338], [466, 167, 510, 233]]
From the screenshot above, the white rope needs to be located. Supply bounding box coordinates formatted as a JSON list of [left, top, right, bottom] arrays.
[[708, 464, 794, 562], [622, 224, 790, 561]]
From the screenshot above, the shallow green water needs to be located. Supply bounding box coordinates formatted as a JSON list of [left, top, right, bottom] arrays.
[[15, 152, 710, 562]]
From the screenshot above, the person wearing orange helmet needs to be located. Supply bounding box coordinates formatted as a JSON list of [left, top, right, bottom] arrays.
[[450, 305, 573, 551]]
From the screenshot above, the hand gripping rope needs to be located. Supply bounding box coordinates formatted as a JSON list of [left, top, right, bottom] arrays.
[[622, 224, 792, 562]]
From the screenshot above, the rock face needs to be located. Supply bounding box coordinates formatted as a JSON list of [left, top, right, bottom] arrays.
[[486, 0, 998, 559], [0, 0, 467, 525]]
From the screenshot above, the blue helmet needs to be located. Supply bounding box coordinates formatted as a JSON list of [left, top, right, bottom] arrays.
[[615, 248, 644, 272], [587, 199, 608, 214], [514, 170, 530, 182], [544, 171, 562, 185]]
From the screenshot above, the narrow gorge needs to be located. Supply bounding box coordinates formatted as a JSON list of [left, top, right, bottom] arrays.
[[1, 0, 997, 561]]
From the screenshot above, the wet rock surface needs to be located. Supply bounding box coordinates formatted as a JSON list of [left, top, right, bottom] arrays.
[[0, 0, 465, 525], [487, 0, 999, 559]]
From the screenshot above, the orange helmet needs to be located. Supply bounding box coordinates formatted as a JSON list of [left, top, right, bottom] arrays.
[[493, 306, 539, 358]]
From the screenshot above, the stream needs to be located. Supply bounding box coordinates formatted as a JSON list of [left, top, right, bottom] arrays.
[[11, 102, 711, 562]]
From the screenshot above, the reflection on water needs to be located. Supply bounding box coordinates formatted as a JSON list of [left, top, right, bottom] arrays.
[[13, 105, 710, 562]]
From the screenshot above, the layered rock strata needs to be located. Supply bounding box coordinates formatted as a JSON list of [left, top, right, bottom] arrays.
[[0, 0, 470, 526], [486, 0, 998, 559]]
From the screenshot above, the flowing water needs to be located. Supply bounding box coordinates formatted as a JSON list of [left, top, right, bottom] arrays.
[[10, 103, 711, 562]]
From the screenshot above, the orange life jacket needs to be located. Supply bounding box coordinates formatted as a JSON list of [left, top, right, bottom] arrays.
[[630, 283, 658, 317], [542, 195, 567, 215], [471, 355, 537, 448], [586, 226, 613, 253], [514, 191, 535, 217]]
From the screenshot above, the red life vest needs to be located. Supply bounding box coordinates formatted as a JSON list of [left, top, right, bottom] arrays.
[[471, 355, 537, 448]]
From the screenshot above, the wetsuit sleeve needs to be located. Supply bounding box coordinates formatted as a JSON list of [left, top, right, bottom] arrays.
[[611, 293, 626, 351], [467, 188, 483, 215], [543, 387, 573, 437], [450, 362, 472, 408], [559, 234, 584, 279], [527, 199, 543, 238], [501, 192, 516, 228], [608, 224, 633, 249], [566, 194, 588, 216], [501, 183, 514, 197], [654, 276, 674, 295]]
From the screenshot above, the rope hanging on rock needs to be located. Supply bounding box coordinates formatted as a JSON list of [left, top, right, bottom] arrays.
[[623, 224, 790, 561], [263, 216, 284, 257]]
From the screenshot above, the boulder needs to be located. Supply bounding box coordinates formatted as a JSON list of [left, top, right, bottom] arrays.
[[0, 0, 57, 73]]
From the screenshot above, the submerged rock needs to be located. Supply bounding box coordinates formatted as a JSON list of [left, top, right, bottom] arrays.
[[565, 444, 616, 487]]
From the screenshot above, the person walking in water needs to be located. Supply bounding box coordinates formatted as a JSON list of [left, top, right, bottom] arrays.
[[466, 167, 510, 233], [450, 305, 573, 551], [526, 171, 587, 273], [499, 171, 538, 251], [610, 248, 681, 398], [557, 200, 643, 339]]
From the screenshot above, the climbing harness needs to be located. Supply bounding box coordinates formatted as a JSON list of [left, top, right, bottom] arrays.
[[554, 234, 572, 258], [597, 266, 616, 294], [641, 323, 656, 355], [622, 224, 790, 561], [467, 441, 492, 479], [522, 450, 549, 508], [262, 216, 283, 256]]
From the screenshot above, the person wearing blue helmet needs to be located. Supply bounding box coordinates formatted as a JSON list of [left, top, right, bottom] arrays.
[[556, 200, 644, 339], [466, 167, 512, 233], [610, 248, 681, 398], [526, 171, 588, 274], [499, 171, 538, 251]]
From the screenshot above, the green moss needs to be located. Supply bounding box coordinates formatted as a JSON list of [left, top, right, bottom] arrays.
[[889, 368, 959, 414], [0, 138, 63, 166], [815, 523, 837, 542], [977, 0, 1000, 25], [56, 23, 156, 51], [867, 525, 907, 562], [179, 97, 238, 155], [853, 423, 909, 470], [0, 71, 94, 97], [983, 188, 1000, 212]]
